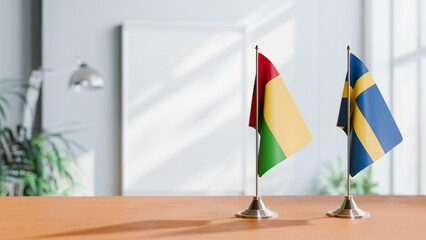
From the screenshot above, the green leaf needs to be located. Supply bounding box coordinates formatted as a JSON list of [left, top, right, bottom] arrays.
[[0, 122, 80, 196], [24, 173, 37, 194], [0, 96, 11, 109], [0, 105, 7, 122]]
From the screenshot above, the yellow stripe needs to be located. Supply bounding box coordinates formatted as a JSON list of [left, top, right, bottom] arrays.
[[263, 76, 311, 156], [352, 104, 385, 161], [350, 86, 354, 117], [341, 81, 355, 117], [341, 81, 349, 98], [354, 72, 375, 98]]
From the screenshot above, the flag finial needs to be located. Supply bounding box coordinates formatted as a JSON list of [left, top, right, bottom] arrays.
[[347, 45, 351, 51], [255, 45, 259, 50]]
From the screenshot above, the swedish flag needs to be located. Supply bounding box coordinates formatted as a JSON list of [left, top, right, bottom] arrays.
[[337, 53, 403, 177]]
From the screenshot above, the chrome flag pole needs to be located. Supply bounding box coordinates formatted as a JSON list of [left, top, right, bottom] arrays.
[[236, 45, 277, 219], [256, 44, 259, 199], [327, 46, 369, 219]]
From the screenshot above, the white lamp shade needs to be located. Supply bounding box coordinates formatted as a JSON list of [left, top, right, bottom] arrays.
[[69, 63, 104, 90]]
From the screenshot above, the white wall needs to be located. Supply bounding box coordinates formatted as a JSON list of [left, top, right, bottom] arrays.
[[315, 1, 364, 193], [364, 0, 393, 194], [365, 0, 426, 195], [43, 0, 363, 195], [0, 0, 31, 127]]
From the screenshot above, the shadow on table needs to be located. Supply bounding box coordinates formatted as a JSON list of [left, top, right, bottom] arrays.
[[34, 217, 321, 238], [153, 218, 314, 238], [34, 220, 211, 239]]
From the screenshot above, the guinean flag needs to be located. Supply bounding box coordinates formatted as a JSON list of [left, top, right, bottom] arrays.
[[249, 53, 311, 177]]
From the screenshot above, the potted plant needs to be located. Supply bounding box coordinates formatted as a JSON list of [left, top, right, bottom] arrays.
[[0, 79, 80, 196], [318, 156, 378, 195]]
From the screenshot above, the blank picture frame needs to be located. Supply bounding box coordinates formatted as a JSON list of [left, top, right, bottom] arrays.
[[121, 21, 248, 195]]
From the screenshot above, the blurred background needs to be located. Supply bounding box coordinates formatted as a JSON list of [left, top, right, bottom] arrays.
[[0, 0, 424, 196]]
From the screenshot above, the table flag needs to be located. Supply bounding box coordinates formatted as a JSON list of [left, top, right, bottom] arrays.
[[249, 53, 311, 177], [337, 53, 403, 177]]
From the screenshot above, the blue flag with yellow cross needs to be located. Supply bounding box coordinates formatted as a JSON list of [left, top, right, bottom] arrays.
[[337, 53, 403, 177]]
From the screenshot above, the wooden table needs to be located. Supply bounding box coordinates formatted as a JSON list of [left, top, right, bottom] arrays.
[[1, 196, 425, 239]]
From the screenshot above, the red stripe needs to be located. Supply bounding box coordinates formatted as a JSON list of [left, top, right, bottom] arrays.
[[249, 53, 280, 127]]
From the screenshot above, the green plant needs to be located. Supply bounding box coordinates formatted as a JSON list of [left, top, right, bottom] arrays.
[[0, 125, 83, 196], [318, 156, 378, 195], [0, 79, 30, 126], [0, 78, 81, 196]]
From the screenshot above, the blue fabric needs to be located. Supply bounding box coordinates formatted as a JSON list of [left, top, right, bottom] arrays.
[[337, 97, 348, 133], [349, 53, 369, 88], [337, 53, 402, 176], [356, 85, 403, 153], [350, 132, 374, 176]]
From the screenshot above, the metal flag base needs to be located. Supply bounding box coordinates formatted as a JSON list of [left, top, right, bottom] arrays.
[[236, 196, 278, 219], [327, 195, 370, 219]]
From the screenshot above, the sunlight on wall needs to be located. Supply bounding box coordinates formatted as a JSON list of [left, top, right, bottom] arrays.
[[365, 0, 426, 195], [393, 0, 418, 58], [123, 2, 298, 195], [120, 0, 363, 196], [393, 62, 419, 194], [241, 0, 294, 31], [172, 31, 243, 80]]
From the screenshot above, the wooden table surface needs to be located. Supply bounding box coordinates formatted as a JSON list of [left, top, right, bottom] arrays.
[[1, 196, 426, 240]]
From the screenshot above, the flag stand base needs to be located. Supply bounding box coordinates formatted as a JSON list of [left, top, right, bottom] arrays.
[[327, 195, 370, 219], [236, 196, 278, 219]]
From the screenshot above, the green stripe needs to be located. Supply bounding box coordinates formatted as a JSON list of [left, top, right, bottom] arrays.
[[258, 114, 287, 177]]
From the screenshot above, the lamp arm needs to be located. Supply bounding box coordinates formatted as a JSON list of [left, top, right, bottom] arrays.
[[22, 71, 43, 137], [22, 62, 79, 136], [36, 58, 83, 76], [36, 65, 77, 77], [22, 60, 104, 135]]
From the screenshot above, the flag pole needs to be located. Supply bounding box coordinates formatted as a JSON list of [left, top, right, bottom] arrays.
[[326, 46, 369, 219], [346, 45, 351, 198], [255, 45, 259, 198], [236, 45, 277, 219]]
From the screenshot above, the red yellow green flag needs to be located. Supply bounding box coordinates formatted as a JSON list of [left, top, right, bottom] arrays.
[[249, 53, 311, 177]]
